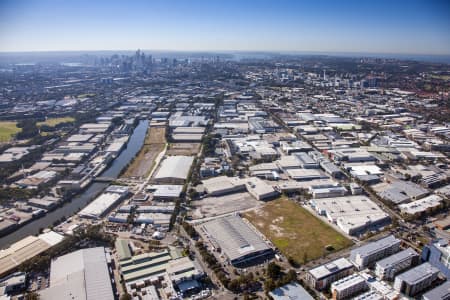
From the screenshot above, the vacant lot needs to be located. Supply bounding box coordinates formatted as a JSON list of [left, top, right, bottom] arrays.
[[190, 192, 261, 219], [122, 126, 166, 178], [244, 197, 352, 263], [167, 143, 201, 156], [0, 121, 21, 143], [37, 117, 75, 127]]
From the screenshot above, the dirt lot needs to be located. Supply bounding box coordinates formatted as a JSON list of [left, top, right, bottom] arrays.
[[244, 197, 353, 264], [166, 143, 201, 156], [122, 126, 166, 178], [190, 192, 261, 219]]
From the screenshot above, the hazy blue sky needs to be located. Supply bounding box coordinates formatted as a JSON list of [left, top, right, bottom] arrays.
[[0, 0, 449, 54]]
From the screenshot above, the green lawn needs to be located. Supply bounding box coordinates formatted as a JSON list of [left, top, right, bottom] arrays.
[[244, 197, 353, 263], [37, 117, 75, 127], [0, 121, 21, 143]]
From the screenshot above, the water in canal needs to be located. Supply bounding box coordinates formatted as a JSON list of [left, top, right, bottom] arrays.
[[0, 120, 149, 247]]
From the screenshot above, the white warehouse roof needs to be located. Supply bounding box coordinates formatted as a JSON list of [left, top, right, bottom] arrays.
[[40, 247, 114, 300], [154, 156, 194, 181], [78, 192, 122, 219]]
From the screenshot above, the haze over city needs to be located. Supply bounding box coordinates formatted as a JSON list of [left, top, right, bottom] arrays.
[[0, 0, 450, 55], [0, 1, 449, 300]]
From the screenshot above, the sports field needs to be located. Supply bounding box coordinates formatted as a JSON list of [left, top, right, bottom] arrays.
[[0, 121, 21, 143], [244, 197, 353, 263], [37, 117, 75, 127]]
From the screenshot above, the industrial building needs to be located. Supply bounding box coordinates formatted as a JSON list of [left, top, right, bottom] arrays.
[[202, 176, 246, 196], [376, 180, 429, 205], [147, 184, 183, 200], [119, 249, 173, 283], [244, 177, 279, 201], [393, 263, 439, 296], [39, 247, 114, 300], [199, 215, 273, 267], [118, 248, 204, 297], [308, 184, 348, 199], [306, 257, 354, 290], [398, 194, 443, 217], [0, 272, 27, 297], [375, 247, 419, 281], [331, 273, 368, 300], [78, 185, 129, 219], [285, 168, 329, 181], [153, 155, 194, 184], [349, 235, 401, 270], [0, 231, 64, 276], [310, 195, 390, 235]]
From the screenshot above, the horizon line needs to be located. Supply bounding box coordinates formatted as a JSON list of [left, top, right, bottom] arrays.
[[1, 49, 450, 57]]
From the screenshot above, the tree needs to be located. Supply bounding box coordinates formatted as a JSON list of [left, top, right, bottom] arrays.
[[120, 293, 132, 300], [264, 278, 276, 292], [112, 116, 124, 126], [267, 262, 282, 280], [303, 252, 308, 264], [16, 119, 39, 139], [25, 292, 40, 300]]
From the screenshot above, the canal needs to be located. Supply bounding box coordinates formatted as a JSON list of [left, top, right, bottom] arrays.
[[0, 119, 149, 247]]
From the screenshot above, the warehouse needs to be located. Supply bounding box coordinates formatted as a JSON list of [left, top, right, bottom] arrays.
[[308, 184, 348, 199], [153, 155, 194, 184], [172, 127, 206, 134], [39, 247, 114, 300], [147, 184, 183, 200], [171, 133, 203, 142], [310, 195, 390, 235], [244, 177, 279, 201], [78, 185, 129, 219], [79, 123, 111, 134], [202, 176, 246, 196], [375, 180, 429, 205], [0, 231, 64, 276], [199, 215, 273, 267], [136, 213, 171, 227], [285, 169, 329, 181], [398, 194, 443, 217]]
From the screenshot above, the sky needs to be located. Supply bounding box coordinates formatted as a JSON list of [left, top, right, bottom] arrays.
[[0, 0, 449, 55]]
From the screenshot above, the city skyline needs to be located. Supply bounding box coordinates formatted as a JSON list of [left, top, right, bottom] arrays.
[[1, 0, 449, 55]]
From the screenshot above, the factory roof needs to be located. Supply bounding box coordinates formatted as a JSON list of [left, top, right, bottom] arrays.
[[312, 195, 388, 225], [154, 156, 194, 180], [202, 176, 246, 195], [40, 247, 113, 300], [78, 192, 122, 219], [147, 184, 183, 198], [0, 231, 64, 276], [398, 194, 443, 215], [115, 239, 132, 261], [201, 215, 272, 263]]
